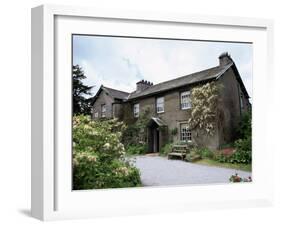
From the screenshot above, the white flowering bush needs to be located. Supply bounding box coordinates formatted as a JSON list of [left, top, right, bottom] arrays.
[[188, 82, 222, 135], [73, 115, 141, 189]]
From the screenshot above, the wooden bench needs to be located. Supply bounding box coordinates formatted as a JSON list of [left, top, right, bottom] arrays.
[[168, 144, 189, 160]]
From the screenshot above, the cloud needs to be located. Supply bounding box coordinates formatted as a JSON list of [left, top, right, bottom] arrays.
[[73, 35, 253, 98]]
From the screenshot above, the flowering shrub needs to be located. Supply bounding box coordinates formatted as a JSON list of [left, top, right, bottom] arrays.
[[72, 115, 141, 189], [188, 82, 222, 135], [229, 173, 252, 183]]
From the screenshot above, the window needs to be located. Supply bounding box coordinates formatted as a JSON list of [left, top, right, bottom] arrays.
[[180, 123, 192, 142], [181, 91, 191, 109], [156, 97, 164, 113], [94, 112, 99, 118], [101, 104, 106, 117], [133, 103, 139, 118]]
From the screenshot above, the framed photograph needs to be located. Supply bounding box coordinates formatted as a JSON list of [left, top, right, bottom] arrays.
[[31, 4, 274, 221]]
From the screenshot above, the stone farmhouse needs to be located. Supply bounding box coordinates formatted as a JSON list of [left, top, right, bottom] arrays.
[[91, 53, 251, 152]]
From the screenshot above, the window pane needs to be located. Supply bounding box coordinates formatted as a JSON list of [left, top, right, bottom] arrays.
[[180, 123, 192, 142], [156, 97, 164, 113], [181, 91, 191, 109], [134, 103, 139, 117], [101, 104, 106, 117]]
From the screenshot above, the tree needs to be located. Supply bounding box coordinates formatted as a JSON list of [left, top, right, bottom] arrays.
[[188, 82, 222, 136], [72, 65, 93, 115]]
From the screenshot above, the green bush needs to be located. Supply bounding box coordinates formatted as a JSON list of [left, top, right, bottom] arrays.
[[230, 137, 251, 164], [197, 148, 214, 159], [185, 149, 201, 162], [216, 112, 252, 164], [214, 153, 228, 163], [215, 139, 251, 164], [72, 115, 141, 190], [160, 143, 173, 156], [126, 145, 147, 155]]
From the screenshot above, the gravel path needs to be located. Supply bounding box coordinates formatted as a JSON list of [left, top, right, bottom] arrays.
[[130, 155, 251, 186]]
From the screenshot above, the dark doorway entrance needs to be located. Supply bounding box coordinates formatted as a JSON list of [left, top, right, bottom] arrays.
[[147, 117, 168, 153], [153, 128, 160, 152], [148, 121, 160, 153]]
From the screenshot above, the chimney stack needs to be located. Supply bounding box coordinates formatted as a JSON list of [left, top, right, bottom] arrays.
[[136, 80, 153, 93], [219, 52, 233, 66]]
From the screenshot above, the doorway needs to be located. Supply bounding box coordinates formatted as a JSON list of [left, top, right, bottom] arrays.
[[148, 121, 160, 153]]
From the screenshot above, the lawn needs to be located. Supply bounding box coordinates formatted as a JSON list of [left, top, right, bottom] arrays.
[[195, 158, 252, 172]]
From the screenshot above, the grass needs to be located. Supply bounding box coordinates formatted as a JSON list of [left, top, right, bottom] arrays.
[[195, 158, 252, 172]]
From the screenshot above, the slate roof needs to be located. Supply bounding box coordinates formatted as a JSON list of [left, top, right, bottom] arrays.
[[127, 62, 233, 100], [92, 56, 250, 104], [91, 85, 130, 105], [102, 86, 129, 100]]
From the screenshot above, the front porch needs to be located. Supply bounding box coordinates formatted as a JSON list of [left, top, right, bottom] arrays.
[[147, 117, 168, 153]]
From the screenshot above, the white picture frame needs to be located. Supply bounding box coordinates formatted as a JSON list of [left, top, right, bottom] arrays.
[[31, 4, 274, 221]]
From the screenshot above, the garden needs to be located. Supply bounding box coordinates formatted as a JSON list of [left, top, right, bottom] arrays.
[[160, 110, 252, 173], [72, 115, 141, 190]]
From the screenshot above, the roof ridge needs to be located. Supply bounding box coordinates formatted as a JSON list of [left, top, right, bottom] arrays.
[[149, 65, 221, 88], [129, 65, 222, 96], [127, 63, 233, 100], [102, 85, 130, 94]]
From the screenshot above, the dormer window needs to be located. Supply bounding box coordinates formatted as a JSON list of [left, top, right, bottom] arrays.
[[156, 97, 164, 113], [133, 103, 139, 118], [181, 91, 191, 110]]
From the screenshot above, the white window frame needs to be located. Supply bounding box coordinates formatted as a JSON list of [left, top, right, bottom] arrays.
[[94, 112, 99, 118], [156, 97, 165, 113], [180, 123, 192, 142], [101, 104, 106, 117], [133, 103, 139, 118], [181, 91, 191, 110]]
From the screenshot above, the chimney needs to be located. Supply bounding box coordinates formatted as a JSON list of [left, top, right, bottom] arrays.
[[136, 80, 153, 92], [219, 52, 233, 66]]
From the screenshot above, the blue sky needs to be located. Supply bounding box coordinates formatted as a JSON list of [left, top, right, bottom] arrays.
[[73, 35, 253, 99]]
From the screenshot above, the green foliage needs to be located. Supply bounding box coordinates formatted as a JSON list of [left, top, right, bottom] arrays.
[[185, 149, 201, 162], [216, 112, 252, 164], [72, 115, 141, 190], [126, 145, 147, 155], [231, 137, 251, 164], [196, 148, 214, 159], [236, 111, 252, 139], [170, 128, 178, 136], [73, 65, 93, 115], [160, 143, 173, 156], [188, 82, 222, 135], [231, 111, 252, 164], [122, 107, 151, 152]]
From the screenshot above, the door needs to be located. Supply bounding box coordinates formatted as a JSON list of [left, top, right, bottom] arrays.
[[153, 128, 160, 152]]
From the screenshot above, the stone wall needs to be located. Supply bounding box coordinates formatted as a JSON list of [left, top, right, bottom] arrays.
[[217, 66, 251, 147], [123, 85, 221, 150], [92, 90, 114, 119]]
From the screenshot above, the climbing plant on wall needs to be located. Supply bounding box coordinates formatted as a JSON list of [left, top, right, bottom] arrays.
[[188, 81, 222, 136]]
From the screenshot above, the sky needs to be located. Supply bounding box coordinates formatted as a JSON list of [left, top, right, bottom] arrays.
[[73, 35, 253, 99]]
